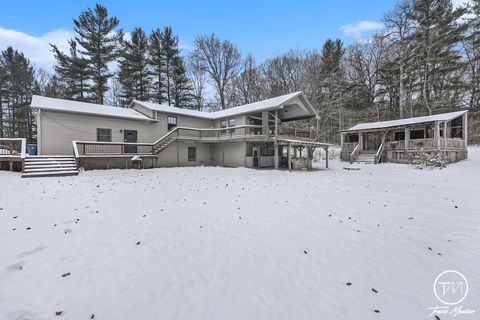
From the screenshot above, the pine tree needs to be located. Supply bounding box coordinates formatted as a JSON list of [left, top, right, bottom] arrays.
[[148, 26, 190, 107], [160, 27, 179, 106], [170, 54, 191, 108], [464, 0, 480, 110], [73, 3, 122, 104], [118, 27, 151, 106], [410, 0, 466, 114], [51, 40, 90, 101], [0, 47, 34, 139], [149, 28, 166, 104]]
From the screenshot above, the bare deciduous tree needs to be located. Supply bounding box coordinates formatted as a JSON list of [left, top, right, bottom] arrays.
[[193, 33, 241, 109]]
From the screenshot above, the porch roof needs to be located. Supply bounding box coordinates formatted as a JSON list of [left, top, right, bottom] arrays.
[[131, 91, 318, 121], [341, 110, 467, 133]]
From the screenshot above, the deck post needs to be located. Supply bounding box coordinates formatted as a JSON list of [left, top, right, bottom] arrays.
[[275, 110, 278, 136], [274, 141, 279, 169], [325, 147, 329, 169], [359, 132, 363, 151], [340, 132, 344, 150], [463, 112, 468, 146], [287, 143, 292, 171], [404, 127, 410, 151], [444, 121, 448, 148], [434, 122, 440, 150]]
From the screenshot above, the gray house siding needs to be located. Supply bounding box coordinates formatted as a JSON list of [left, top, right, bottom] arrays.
[[39, 110, 158, 155]]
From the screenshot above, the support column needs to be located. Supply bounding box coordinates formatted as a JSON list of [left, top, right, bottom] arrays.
[[287, 143, 292, 171], [274, 142, 279, 169], [444, 121, 448, 149], [434, 122, 440, 150], [274, 110, 278, 136], [325, 147, 329, 169], [404, 127, 410, 151], [340, 132, 344, 150], [463, 113, 468, 146], [359, 132, 363, 151]]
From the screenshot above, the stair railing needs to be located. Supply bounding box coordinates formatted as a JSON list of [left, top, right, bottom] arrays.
[[374, 142, 385, 164], [349, 144, 360, 164]]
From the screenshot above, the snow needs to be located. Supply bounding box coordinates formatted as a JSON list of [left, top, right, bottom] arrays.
[[30, 96, 155, 122], [1, 148, 479, 320], [132, 91, 307, 119], [344, 110, 468, 132]]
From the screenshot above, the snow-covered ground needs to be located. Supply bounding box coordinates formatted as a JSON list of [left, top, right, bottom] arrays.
[[1, 149, 479, 320]]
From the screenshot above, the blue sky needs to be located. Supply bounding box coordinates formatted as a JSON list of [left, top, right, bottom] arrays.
[[0, 0, 396, 70]]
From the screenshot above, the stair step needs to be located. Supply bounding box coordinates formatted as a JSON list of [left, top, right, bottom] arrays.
[[24, 166, 77, 173], [25, 161, 76, 166], [22, 170, 79, 178], [26, 158, 75, 162], [25, 163, 77, 169]]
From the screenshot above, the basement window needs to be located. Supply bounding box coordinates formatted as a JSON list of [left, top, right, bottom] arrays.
[[188, 147, 196, 161], [97, 128, 112, 142]]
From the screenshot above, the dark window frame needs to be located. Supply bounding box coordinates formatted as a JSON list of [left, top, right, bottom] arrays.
[[167, 116, 177, 130], [188, 146, 196, 161], [97, 128, 112, 142]]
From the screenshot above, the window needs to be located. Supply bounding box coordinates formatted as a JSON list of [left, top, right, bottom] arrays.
[[220, 120, 227, 128], [167, 116, 177, 130], [410, 129, 425, 140], [228, 118, 235, 127], [345, 134, 359, 143], [188, 146, 196, 161], [394, 131, 405, 141], [97, 128, 112, 142]]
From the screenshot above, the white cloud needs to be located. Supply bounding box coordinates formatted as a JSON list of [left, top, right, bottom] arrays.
[[0, 27, 73, 72], [339, 20, 383, 40]]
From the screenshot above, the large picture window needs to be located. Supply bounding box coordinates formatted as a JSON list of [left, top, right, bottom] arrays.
[[188, 146, 196, 161], [97, 128, 112, 142], [167, 116, 177, 130]]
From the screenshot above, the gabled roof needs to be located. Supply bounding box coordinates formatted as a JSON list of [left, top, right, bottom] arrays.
[[132, 91, 317, 120], [30, 95, 156, 122], [343, 110, 468, 132]]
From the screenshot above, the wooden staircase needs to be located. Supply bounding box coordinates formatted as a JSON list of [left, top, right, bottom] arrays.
[[153, 137, 176, 154], [352, 152, 376, 164], [22, 156, 79, 178]]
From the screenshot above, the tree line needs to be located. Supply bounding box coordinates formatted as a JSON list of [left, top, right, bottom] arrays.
[[1, 0, 479, 143]]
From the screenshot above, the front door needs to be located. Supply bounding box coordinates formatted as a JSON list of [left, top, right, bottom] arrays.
[[124, 130, 137, 153], [364, 132, 381, 151]]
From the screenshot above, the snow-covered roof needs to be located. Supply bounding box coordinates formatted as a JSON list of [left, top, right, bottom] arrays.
[[30, 95, 156, 122], [343, 110, 468, 132], [132, 91, 317, 120]]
